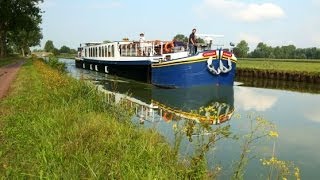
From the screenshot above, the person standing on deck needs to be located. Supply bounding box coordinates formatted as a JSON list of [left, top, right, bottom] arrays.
[[139, 33, 146, 56], [188, 28, 197, 55]]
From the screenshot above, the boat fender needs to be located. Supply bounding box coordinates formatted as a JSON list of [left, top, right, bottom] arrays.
[[207, 57, 221, 75], [219, 58, 232, 73]]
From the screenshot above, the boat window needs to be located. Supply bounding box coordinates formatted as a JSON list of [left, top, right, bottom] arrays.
[[111, 45, 114, 57], [99, 47, 101, 57], [89, 48, 91, 57], [104, 46, 108, 57], [85, 48, 87, 57], [91, 47, 93, 57], [95, 47, 97, 57], [108, 45, 113, 57]]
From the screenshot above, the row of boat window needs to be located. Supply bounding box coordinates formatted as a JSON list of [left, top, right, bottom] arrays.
[[85, 45, 115, 57]]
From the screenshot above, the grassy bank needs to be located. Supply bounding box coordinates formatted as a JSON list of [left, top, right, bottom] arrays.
[[0, 59, 203, 179], [236, 59, 320, 83], [237, 59, 320, 74], [0, 56, 22, 67], [239, 58, 320, 63]]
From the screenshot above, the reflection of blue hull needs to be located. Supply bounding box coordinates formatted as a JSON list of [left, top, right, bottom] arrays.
[[102, 78, 234, 113], [101, 76, 234, 123], [152, 84, 234, 112], [152, 58, 236, 88]]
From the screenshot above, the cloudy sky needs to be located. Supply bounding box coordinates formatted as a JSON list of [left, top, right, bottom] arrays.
[[39, 0, 320, 50]]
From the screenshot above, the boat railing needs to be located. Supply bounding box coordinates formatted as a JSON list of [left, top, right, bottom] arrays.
[[119, 40, 188, 57]]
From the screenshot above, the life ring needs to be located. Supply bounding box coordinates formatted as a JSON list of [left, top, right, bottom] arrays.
[[163, 112, 173, 122], [163, 41, 174, 53]]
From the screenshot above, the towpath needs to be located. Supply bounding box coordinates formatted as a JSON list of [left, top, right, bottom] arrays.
[[0, 60, 25, 100]]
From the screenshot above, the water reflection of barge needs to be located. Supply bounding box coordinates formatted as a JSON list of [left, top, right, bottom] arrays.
[[98, 80, 234, 125]]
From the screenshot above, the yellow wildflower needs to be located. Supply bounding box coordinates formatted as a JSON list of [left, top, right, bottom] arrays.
[[172, 124, 177, 131], [269, 131, 279, 138]]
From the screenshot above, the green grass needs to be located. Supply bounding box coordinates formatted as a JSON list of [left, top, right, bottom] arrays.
[[239, 58, 320, 63], [56, 53, 77, 59], [238, 59, 320, 75], [0, 56, 22, 67], [0, 59, 204, 179]]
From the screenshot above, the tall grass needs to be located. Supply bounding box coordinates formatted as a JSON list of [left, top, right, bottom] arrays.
[[0, 59, 203, 179]]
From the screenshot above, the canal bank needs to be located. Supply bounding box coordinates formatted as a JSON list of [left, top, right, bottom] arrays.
[[64, 58, 308, 179], [0, 59, 208, 179], [237, 59, 320, 83], [237, 68, 320, 83], [0, 57, 308, 179]]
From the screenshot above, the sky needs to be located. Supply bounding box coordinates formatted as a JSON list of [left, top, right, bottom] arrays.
[[38, 0, 320, 51]]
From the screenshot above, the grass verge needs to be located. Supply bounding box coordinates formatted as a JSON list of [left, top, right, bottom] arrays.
[[0, 56, 22, 67], [0, 59, 203, 179], [237, 59, 320, 75]]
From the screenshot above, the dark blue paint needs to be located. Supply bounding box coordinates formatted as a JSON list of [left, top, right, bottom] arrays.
[[152, 59, 236, 88]]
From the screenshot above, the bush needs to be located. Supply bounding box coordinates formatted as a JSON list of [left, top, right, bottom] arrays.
[[46, 56, 66, 71]]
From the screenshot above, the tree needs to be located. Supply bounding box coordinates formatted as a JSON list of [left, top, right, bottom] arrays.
[[9, 26, 43, 56], [281, 45, 296, 59], [233, 40, 249, 58], [44, 40, 55, 53], [70, 49, 77, 54], [196, 37, 205, 44], [53, 48, 60, 56], [173, 34, 188, 43], [250, 42, 273, 58], [60, 45, 71, 54], [0, 0, 43, 57]]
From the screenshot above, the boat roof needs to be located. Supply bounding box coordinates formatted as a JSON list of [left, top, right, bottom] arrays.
[[84, 42, 103, 46]]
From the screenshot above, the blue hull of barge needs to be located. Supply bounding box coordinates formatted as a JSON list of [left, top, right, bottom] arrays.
[[151, 58, 236, 88]]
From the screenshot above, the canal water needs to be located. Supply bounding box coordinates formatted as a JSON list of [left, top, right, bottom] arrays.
[[61, 59, 320, 179]]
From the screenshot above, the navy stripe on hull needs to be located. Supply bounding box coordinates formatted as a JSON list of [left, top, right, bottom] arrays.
[[75, 60, 151, 83]]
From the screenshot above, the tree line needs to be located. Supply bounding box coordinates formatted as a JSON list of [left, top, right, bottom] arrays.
[[234, 40, 320, 59], [33, 40, 77, 55], [0, 0, 43, 57]]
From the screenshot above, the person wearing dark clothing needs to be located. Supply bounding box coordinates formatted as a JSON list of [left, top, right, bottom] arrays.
[[188, 28, 197, 55]]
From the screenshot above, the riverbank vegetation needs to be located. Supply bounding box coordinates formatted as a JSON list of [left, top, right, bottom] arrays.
[[0, 58, 301, 179], [236, 59, 320, 83], [234, 40, 320, 59], [32, 40, 77, 58], [0, 56, 22, 67], [237, 59, 320, 74], [0, 59, 203, 179]]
